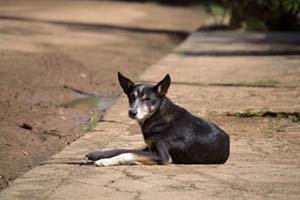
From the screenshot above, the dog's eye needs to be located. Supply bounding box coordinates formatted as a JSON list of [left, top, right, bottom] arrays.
[[143, 97, 151, 102]]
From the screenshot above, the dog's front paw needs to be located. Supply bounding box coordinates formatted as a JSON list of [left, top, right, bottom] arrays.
[[86, 151, 105, 161], [94, 159, 113, 167]]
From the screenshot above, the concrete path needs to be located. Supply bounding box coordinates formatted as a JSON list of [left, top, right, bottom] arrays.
[[1, 31, 300, 200]]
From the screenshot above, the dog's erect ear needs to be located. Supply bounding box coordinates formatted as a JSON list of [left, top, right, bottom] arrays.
[[118, 72, 134, 95], [154, 74, 171, 96]]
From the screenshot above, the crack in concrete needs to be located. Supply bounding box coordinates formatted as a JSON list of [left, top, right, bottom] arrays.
[[74, 177, 141, 199], [122, 169, 144, 180], [133, 191, 142, 200], [91, 169, 147, 199], [103, 179, 141, 198], [43, 177, 70, 200], [139, 80, 298, 89], [103, 179, 118, 188], [73, 180, 106, 187]]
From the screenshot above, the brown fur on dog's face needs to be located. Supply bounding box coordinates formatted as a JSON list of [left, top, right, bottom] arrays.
[[118, 72, 170, 122]]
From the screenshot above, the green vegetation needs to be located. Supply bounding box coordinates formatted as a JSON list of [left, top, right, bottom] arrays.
[[226, 0, 300, 30], [176, 49, 189, 55], [230, 111, 266, 118], [190, 1, 229, 15], [157, 77, 279, 88], [145, 0, 300, 30], [82, 112, 102, 132], [60, 96, 100, 108], [228, 111, 300, 122], [210, 80, 279, 88], [207, 2, 228, 15]]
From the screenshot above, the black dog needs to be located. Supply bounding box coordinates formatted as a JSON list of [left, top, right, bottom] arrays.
[[86, 72, 230, 166]]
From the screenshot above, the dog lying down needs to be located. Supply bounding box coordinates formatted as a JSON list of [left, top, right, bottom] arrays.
[[86, 72, 230, 166]]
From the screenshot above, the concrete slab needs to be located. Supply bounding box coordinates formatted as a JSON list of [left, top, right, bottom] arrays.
[[140, 32, 300, 87], [1, 117, 299, 200], [1, 31, 300, 200], [167, 85, 300, 115]]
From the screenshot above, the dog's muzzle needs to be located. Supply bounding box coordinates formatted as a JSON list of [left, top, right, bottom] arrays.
[[128, 110, 137, 118]]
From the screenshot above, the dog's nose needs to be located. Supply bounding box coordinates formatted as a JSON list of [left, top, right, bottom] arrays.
[[128, 110, 137, 118]]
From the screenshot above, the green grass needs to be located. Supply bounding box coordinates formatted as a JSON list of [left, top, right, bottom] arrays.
[[82, 112, 102, 132], [175, 49, 189, 56], [230, 111, 265, 118], [210, 80, 280, 88], [157, 79, 280, 88], [207, 3, 228, 15], [190, 1, 229, 16], [228, 111, 300, 122], [60, 96, 100, 108]]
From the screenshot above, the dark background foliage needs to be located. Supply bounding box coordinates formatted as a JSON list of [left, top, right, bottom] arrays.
[[122, 0, 300, 30], [227, 0, 300, 30]]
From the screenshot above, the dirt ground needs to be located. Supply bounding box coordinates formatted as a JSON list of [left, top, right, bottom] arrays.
[[0, 0, 208, 189]]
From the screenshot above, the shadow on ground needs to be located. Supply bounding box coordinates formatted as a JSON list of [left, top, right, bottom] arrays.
[[0, 15, 189, 40]]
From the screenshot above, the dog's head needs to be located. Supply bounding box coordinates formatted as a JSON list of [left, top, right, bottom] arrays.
[[118, 72, 171, 122]]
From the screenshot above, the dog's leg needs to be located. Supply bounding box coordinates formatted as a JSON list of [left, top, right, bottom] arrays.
[[86, 148, 148, 161], [155, 141, 172, 165], [94, 151, 158, 167]]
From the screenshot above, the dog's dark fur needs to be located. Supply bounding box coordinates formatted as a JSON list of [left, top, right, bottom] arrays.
[[86, 72, 230, 165]]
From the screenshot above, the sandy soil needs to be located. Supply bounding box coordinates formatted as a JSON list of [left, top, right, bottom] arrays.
[[0, 0, 208, 189]]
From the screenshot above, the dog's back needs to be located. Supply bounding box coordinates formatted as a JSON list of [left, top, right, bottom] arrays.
[[142, 96, 230, 164]]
